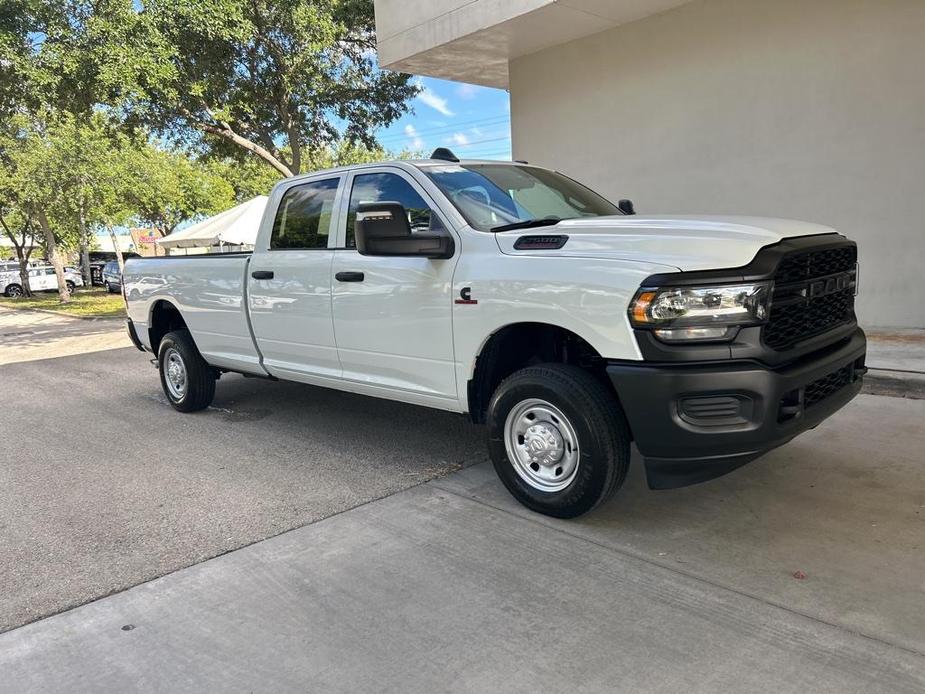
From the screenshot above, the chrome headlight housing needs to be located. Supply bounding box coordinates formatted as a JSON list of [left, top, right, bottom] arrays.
[[629, 282, 772, 343]]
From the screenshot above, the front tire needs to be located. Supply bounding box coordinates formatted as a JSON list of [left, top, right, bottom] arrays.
[[5, 284, 23, 298], [65, 281, 76, 293], [158, 330, 216, 412], [487, 364, 631, 518]]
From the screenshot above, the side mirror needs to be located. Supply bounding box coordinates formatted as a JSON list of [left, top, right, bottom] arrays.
[[618, 199, 635, 215], [354, 202, 454, 259]]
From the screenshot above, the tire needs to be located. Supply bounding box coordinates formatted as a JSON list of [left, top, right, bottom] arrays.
[[157, 329, 216, 412], [5, 284, 23, 298], [105, 282, 113, 293], [487, 364, 631, 518], [65, 281, 76, 293]]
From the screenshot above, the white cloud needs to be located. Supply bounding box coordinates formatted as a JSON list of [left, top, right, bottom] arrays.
[[415, 78, 454, 116], [456, 83, 480, 100], [404, 123, 424, 150], [447, 132, 469, 146]]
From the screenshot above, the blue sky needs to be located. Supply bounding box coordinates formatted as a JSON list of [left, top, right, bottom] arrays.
[[373, 77, 511, 160]]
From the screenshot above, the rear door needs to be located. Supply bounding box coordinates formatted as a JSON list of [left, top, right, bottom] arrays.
[[38, 268, 56, 290], [247, 175, 344, 381], [330, 167, 460, 405]]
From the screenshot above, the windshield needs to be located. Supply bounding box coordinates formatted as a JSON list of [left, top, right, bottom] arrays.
[[424, 163, 621, 231]]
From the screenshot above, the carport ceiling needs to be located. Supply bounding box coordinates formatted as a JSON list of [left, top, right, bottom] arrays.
[[375, 0, 695, 88]]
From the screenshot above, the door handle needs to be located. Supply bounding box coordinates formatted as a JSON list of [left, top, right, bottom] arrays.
[[251, 270, 274, 280], [335, 271, 365, 282]]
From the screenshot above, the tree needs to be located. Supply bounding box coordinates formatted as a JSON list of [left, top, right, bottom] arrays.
[[0, 0, 127, 302], [125, 145, 235, 239], [115, 0, 419, 176]]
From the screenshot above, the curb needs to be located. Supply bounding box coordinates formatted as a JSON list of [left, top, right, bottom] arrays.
[[862, 369, 925, 400]]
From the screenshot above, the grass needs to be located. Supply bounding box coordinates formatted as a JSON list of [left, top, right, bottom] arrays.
[[0, 287, 126, 318]]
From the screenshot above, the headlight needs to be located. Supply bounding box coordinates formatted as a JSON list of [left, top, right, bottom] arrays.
[[629, 282, 772, 342]]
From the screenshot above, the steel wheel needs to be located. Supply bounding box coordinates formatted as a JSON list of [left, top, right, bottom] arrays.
[[6, 285, 23, 297], [163, 347, 188, 400], [503, 397, 581, 492]]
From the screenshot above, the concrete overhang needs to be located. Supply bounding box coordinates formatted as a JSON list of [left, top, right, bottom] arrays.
[[374, 0, 694, 88]]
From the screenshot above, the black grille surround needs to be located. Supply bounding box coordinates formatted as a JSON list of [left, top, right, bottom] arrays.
[[763, 245, 857, 351], [633, 234, 861, 366]]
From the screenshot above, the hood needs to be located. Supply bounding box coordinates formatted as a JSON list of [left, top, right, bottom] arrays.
[[495, 215, 840, 272]]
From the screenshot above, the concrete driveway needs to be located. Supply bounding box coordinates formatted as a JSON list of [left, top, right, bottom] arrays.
[[1, 308, 923, 692]]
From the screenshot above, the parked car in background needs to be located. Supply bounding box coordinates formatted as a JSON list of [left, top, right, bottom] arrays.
[[1, 266, 84, 297], [102, 261, 122, 293]]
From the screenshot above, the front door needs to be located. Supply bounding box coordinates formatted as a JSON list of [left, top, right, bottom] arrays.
[[248, 175, 343, 381], [331, 168, 459, 405]]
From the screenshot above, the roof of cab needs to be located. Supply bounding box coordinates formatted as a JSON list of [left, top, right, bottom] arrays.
[[281, 158, 531, 185]]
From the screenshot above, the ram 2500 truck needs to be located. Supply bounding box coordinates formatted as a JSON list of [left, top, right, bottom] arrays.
[[123, 153, 865, 518]]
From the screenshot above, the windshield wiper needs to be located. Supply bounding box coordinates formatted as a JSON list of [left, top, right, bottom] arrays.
[[490, 218, 561, 233]]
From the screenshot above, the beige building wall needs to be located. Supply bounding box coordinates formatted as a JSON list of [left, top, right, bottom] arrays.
[[509, 0, 925, 328]]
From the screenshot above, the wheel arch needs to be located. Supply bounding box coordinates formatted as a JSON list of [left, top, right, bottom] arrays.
[[148, 299, 189, 355], [466, 321, 623, 425]]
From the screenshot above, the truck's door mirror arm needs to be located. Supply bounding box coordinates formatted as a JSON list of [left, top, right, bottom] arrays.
[[354, 201, 454, 259]]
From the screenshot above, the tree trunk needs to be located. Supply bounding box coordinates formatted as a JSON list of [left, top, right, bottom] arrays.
[[78, 199, 92, 286], [0, 216, 33, 297], [36, 210, 70, 304], [17, 256, 32, 297], [107, 224, 125, 274]]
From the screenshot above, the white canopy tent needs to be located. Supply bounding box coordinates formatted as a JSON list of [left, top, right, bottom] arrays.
[[157, 196, 268, 250]]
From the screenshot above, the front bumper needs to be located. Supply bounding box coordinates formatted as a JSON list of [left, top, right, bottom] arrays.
[[607, 328, 867, 489]]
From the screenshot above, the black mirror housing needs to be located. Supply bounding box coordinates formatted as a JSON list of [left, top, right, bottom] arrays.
[[618, 199, 635, 215], [354, 202, 454, 259]]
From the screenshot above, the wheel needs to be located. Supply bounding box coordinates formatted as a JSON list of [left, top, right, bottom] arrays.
[[65, 281, 76, 293], [5, 284, 23, 298], [157, 329, 216, 412], [487, 364, 631, 518], [106, 282, 115, 293]]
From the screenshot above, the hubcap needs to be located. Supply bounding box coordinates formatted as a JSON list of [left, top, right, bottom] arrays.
[[504, 398, 580, 492], [163, 348, 187, 400], [9, 286, 22, 297]]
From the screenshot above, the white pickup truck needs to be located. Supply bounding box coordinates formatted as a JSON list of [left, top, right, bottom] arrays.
[[124, 151, 866, 518]]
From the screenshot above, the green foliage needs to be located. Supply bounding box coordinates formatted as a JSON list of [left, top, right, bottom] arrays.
[[110, 0, 419, 174], [125, 145, 236, 234], [0, 0, 423, 258]]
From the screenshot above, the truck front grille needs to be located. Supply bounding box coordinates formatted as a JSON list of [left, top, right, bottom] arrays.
[[764, 244, 857, 351]]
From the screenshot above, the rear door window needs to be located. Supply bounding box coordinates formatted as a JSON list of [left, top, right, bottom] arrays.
[[270, 178, 340, 250]]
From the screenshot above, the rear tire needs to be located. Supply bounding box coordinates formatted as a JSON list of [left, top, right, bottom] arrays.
[[487, 364, 631, 518], [158, 330, 216, 412], [65, 280, 76, 293], [5, 284, 23, 298]]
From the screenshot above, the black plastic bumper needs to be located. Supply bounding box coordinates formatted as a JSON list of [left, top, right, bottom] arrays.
[[607, 329, 867, 489], [126, 319, 146, 352]]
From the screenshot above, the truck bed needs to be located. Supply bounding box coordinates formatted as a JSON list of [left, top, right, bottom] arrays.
[[123, 254, 265, 374]]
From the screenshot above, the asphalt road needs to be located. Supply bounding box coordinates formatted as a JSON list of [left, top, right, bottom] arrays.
[[0, 343, 485, 632]]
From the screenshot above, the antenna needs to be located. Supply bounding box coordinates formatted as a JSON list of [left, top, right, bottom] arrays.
[[430, 147, 459, 162]]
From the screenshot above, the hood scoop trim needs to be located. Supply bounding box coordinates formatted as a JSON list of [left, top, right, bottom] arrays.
[[513, 234, 569, 250]]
